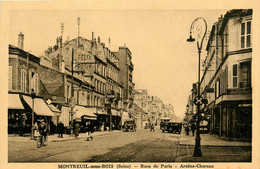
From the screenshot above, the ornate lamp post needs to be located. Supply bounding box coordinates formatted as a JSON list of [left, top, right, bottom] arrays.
[[187, 17, 207, 157], [30, 89, 36, 140]]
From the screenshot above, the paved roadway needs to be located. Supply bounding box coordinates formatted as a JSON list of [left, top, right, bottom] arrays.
[[9, 127, 181, 162]]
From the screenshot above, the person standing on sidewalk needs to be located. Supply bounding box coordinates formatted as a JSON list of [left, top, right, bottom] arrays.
[[57, 122, 64, 138], [74, 122, 80, 138], [85, 121, 93, 141], [191, 123, 195, 136], [185, 124, 190, 135], [150, 123, 155, 132]]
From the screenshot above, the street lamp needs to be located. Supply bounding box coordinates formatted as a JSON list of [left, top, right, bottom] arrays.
[[30, 89, 36, 140], [187, 17, 207, 157]]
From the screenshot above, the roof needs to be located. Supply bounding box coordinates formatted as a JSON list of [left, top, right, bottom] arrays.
[[219, 9, 252, 35]]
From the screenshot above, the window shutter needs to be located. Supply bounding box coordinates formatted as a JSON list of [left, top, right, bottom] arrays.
[[8, 66, 12, 90]]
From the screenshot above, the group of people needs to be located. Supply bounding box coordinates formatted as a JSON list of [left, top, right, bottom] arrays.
[[184, 123, 196, 136], [64, 121, 94, 141], [34, 120, 95, 143]]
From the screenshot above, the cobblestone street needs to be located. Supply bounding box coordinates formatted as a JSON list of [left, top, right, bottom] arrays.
[[8, 128, 251, 162]]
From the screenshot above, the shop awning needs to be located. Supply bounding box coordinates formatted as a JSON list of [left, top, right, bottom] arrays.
[[8, 94, 24, 109], [73, 106, 97, 119], [23, 96, 56, 116], [47, 104, 61, 113], [96, 109, 108, 115], [111, 109, 120, 116], [47, 104, 61, 116]]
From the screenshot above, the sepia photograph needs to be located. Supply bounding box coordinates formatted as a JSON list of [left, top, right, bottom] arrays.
[[0, 1, 259, 169]]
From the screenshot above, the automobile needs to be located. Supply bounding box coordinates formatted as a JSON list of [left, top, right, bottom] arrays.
[[123, 120, 136, 132], [160, 117, 171, 130], [163, 122, 182, 134]]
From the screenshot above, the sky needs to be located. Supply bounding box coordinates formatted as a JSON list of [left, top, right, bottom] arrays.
[[8, 8, 228, 119]]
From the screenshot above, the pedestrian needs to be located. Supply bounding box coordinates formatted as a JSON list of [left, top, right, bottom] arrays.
[[34, 120, 40, 138], [57, 122, 65, 138], [191, 123, 195, 136], [74, 122, 80, 138], [185, 125, 190, 135], [150, 123, 155, 132], [38, 119, 48, 145], [86, 121, 93, 141]]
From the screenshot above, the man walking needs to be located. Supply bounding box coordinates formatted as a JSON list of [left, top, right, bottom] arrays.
[[38, 119, 47, 145], [150, 123, 155, 132]]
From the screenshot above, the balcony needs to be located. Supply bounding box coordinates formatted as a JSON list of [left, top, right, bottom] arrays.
[[226, 87, 252, 94]]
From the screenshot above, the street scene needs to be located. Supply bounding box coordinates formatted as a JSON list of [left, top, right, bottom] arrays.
[[9, 127, 251, 162], [5, 5, 253, 165]]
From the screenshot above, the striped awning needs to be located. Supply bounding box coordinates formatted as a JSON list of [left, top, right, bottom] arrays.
[[23, 96, 56, 116], [8, 94, 24, 109], [73, 106, 97, 119]]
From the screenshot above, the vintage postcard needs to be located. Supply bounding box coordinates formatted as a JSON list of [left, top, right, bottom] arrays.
[[0, 1, 259, 169]]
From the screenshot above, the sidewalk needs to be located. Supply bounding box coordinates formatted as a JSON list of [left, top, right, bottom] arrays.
[[179, 133, 251, 147], [8, 130, 122, 143], [175, 132, 252, 162]]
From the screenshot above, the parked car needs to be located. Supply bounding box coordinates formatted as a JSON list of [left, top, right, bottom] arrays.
[[123, 120, 136, 132], [163, 122, 182, 134]]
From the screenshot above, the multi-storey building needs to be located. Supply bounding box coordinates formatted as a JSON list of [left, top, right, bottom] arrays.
[[45, 34, 125, 130], [200, 9, 252, 140], [8, 34, 57, 134], [113, 46, 135, 115]]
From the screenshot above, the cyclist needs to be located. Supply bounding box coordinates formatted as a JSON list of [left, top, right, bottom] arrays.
[[38, 119, 48, 146]]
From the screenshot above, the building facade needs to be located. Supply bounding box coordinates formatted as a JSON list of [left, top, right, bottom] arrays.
[[199, 9, 252, 140]]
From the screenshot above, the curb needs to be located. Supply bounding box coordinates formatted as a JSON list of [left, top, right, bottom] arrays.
[[175, 155, 192, 162]]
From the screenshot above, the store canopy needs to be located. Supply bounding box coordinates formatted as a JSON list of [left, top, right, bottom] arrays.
[[73, 106, 97, 119], [161, 117, 171, 120], [111, 109, 120, 116], [23, 96, 56, 116], [47, 104, 61, 113], [8, 94, 24, 109], [96, 109, 108, 115]]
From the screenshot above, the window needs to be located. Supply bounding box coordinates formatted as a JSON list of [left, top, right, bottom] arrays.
[[233, 64, 238, 88], [30, 72, 38, 94], [8, 66, 12, 90], [241, 21, 251, 48], [21, 69, 27, 92], [240, 62, 251, 88], [215, 79, 220, 98]]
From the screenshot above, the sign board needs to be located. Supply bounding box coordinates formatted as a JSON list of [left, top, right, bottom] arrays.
[[105, 94, 115, 99], [68, 97, 76, 108]]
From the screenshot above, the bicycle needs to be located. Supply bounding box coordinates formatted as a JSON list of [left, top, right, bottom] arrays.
[[36, 133, 48, 148]]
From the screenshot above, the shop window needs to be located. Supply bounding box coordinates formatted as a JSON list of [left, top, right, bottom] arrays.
[[30, 71, 38, 94], [241, 21, 251, 49]]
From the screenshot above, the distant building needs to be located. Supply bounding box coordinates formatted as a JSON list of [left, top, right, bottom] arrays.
[[134, 89, 175, 126]]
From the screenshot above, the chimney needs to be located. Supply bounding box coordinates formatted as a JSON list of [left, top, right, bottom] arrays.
[[18, 32, 24, 50], [92, 32, 94, 40], [98, 36, 100, 43]]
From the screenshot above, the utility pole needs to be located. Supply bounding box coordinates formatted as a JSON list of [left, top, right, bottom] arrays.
[[77, 17, 80, 47]]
